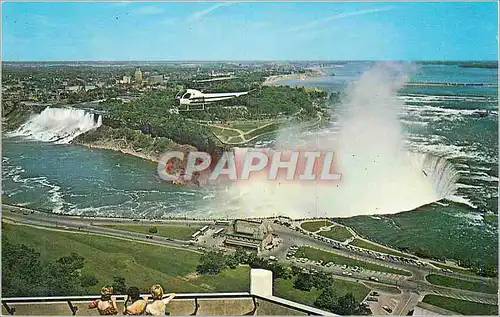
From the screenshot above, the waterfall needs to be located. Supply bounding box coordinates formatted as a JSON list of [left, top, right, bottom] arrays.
[[410, 152, 460, 199], [208, 64, 462, 218], [8, 107, 102, 144]]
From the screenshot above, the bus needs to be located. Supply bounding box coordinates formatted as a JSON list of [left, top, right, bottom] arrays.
[[215, 220, 231, 226], [191, 231, 201, 239], [213, 228, 225, 237], [200, 225, 209, 233]]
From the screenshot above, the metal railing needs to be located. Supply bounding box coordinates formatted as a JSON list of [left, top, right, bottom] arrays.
[[1, 292, 335, 316]]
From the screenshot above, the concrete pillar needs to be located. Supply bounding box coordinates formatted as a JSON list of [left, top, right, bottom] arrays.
[[250, 268, 273, 297]]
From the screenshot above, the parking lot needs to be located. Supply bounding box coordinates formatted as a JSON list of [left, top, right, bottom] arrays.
[[278, 245, 409, 283]]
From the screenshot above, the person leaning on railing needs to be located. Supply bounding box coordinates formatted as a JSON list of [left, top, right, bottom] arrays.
[[144, 284, 176, 316], [123, 286, 148, 315], [88, 286, 118, 315]]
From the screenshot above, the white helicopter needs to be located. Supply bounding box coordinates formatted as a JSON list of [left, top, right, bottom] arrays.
[[175, 89, 251, 109]]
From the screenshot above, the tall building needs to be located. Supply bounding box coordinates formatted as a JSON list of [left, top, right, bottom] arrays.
[[149, 75, 164, 83], [121, 76, 131, 84], [134, 68, 143, 84]]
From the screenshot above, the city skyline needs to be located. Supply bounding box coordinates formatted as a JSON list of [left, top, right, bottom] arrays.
[[2, 1, 499, 61]]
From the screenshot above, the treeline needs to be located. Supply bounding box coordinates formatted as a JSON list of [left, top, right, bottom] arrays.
[[185, 86, 329, 122], [73, 126, 176, 156], [189, 71, 269, 92], [2, 238, 100, 296], [94, 92, 218, 153], [196, 249, 370, 315], [92, 85, 327, 150]]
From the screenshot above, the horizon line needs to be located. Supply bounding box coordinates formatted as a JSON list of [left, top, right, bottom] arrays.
[[3, 59, 498, 63]]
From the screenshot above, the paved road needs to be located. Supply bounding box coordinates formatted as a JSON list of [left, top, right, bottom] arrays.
[[265, 223, 498, 309], [2, 205, 206, 253], [392, 292, 421, 315], [270, 222, 496, 283], [3, 204, 497, 313]]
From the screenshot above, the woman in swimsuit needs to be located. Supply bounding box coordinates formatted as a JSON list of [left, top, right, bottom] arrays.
[[123, 286, 148, 315], [88, 285, 118, 315], [144, 284, 176, 316]]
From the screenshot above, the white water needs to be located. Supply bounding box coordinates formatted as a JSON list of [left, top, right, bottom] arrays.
[[212, 64, 460, 218], [9, 107, 102, 144]]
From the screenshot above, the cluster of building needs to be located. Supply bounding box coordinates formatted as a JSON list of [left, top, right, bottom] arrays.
[[116, 68, 168, 85], [193, 219, 279, 254]]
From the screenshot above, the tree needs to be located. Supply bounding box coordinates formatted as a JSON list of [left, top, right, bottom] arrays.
[[311, 271, 332, 289], [293, 273, 314, 291], [225, 254, 239, 269], [333, 293, 370, 315], [233, 248, 249, 264], [197, 251, 227, 275], [314, 285, 338, 312], [80, 275, 99, 288], [149, 226, 158, 234], [2, 238, 88, 297], [291, 266, 302, 276], [112, 276, 127, 294], [2, 239, 45, 296]]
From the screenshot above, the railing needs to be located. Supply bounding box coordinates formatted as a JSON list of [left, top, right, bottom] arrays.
[[1, 292, 335, 316]]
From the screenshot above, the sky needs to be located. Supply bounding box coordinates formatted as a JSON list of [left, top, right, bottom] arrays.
[[2, 1, 498, 61]]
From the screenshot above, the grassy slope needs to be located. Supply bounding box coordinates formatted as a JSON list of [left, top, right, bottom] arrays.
[[100, 224, 201, 240], [425, 274, 498, 294], [430, 262, 477, 276], [350, 239, 416, 258], [335, 202, 498, 266], [2, 223, 249, 294], [422, 295, 498, 315], [295, 247, 412, 276], [300, 220, 334, 232]]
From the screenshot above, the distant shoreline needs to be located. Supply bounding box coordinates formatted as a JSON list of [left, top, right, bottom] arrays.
[[76, 140, 159, 163], [263, 70, 329, 85]]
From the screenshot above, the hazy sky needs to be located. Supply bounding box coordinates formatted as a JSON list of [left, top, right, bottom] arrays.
[[2, 1, 498, 61]]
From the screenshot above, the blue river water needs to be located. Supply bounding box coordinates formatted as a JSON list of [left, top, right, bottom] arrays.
[[2, 62, 498, 220]]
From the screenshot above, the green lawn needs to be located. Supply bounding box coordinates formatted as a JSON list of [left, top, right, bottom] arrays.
[[362, 282, 401, 294], [228, 121, 267, 132], [295, 247, 412, 276], [244, 122, 281, 139], [227, 135, 244, 143], [350, 239, 417, 259], [209, 126, 241, 138], [422, 295, 498, 315], [300, 220, 334, 232], [274, 278, 322, 306], [335, 202, 498, 267], [100, 224, 201, 240], [431, 262, 477, 277], [425, 274, 498, 294], [274, 277, 370, 307], [318, 226, 353, 242], [2, 223, 249, 294]]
